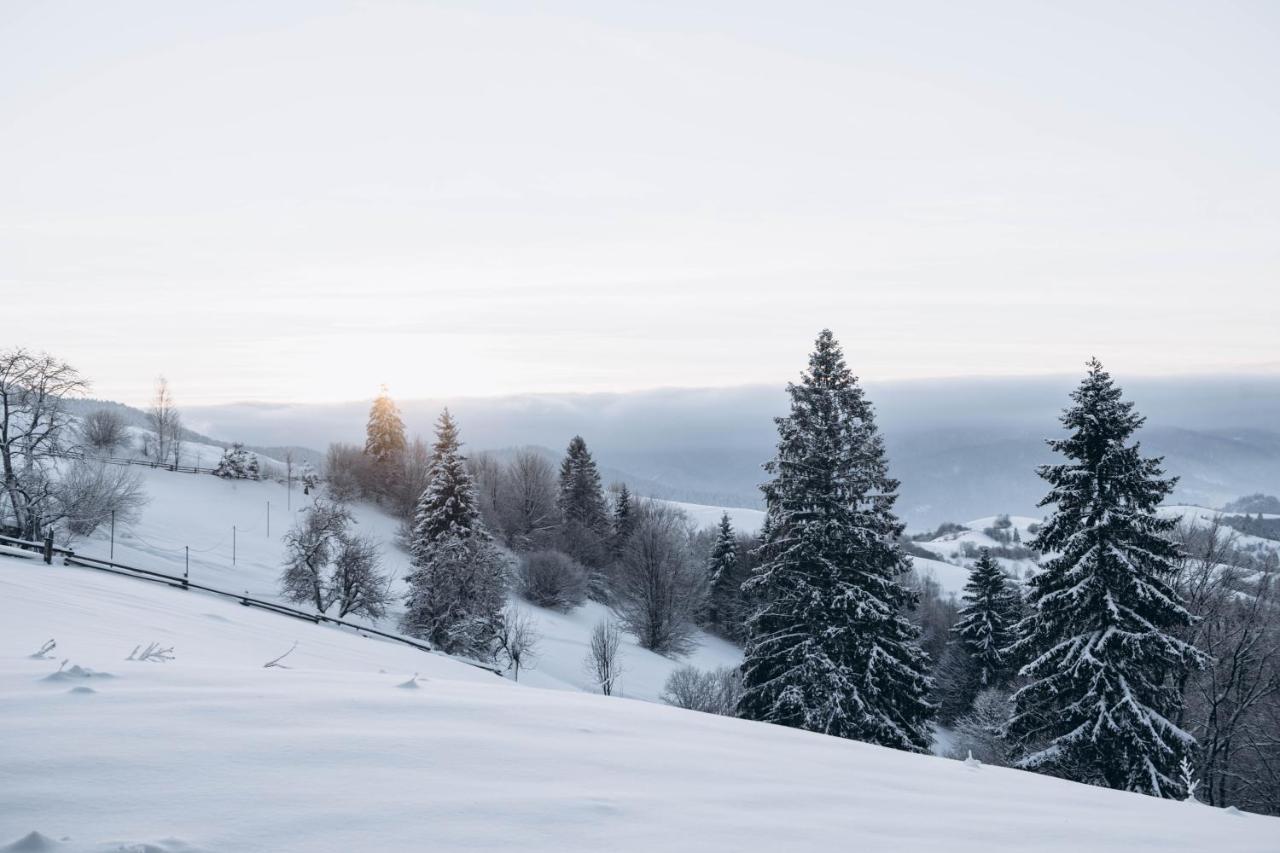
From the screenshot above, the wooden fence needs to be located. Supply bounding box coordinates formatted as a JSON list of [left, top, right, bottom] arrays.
[[57, 450, 220, 475], [0, 533, 502, 676]]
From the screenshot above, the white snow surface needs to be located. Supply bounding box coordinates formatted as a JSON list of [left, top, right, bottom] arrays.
[[56, 466, 740, 701], [659, 499, 766, 534], [3, 556, 1276, 853]]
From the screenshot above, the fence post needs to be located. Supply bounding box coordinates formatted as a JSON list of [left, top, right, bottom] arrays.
[[43, 532, 53, 565], [184, 546, 190, 589]]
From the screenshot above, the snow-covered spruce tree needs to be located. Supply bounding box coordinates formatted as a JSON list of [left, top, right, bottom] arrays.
[[401, 410, 510, 657], [936, 549, 1021, 722], [737, 329, 934, 751], [364, 386, 406, 496], [954, 550, 1020, 688], [1007, 359, 1205, 797], [212, 443, 260, 480], [706, 513, 740, 635], [557, 435, 610, 572]]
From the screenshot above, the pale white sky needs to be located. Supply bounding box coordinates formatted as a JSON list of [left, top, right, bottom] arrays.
[[2, 1, 1277, 404]]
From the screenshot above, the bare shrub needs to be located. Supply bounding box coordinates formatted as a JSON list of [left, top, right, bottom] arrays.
[[126, 642, 175, 663], [80, 409, 128, 453], [517, 550, 588, 611], [56, 461, 147, 538], [496, 450, 560, 551], [495, 606, 541, 681], [325, 442, 371, 502], [660, 665, 742, 715], [950, 688, 1014, 766], [584, 619, 624, 696]]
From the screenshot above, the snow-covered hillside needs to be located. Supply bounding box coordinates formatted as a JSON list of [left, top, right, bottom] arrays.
[[56, 465, 740, 701], [3, 556, 1275, 853]]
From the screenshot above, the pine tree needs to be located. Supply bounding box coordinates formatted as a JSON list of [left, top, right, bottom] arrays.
[[953, 549, 1020, 689], [557, 435, 609, 568], [1008, 359, 1204, 797], [936, 550, 1020, 722], [364, 386, 407, 493], [402, 410, 509, 657], [706, 513, 740, 634], [737, 329, 934, 751], [610, 483, 635, 560]]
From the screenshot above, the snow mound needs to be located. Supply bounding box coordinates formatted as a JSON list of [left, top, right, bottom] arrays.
[[66, 686, 96, 695], [39, 665, 115, 683]]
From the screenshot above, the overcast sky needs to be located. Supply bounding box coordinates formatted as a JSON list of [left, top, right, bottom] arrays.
[[2, 1, 1277, 405]]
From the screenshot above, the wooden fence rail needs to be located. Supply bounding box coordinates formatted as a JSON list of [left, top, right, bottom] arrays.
[[0, 533, 502, 675], [56, 450, 220, 475]]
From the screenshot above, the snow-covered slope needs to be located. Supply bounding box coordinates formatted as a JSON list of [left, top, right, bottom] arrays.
[[911, 515, 1043, 594], [2, 555, 1275, 853], [63, 466, 740, 700], [660, 500, 766, 534]]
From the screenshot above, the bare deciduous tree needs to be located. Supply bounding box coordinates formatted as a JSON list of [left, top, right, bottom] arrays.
[[332, 533, 392, 619], [496, 606, 541, 681], [0, 348, 89, 538], [584, 618, 624, 696], [55, 460, 146, 539], [280, 499, 355, 612], [146, 376, 181, 464], [611, 500, 705, 656], [324, 443, 371, 503], [1175, 518, 1280, 814], [80, 409, 128, 453], [496, 450, 560, 551]]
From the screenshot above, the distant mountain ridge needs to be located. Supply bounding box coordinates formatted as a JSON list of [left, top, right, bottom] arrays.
[[154, 374, 1279, 527]]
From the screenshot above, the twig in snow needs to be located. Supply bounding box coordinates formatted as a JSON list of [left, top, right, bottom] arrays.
[[263, 641, 299, 669], [127, 641, 175, 663], [29, 639, 57, 659]]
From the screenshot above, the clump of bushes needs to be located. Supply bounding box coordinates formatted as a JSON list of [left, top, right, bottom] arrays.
[[516, 550, 589, 611]]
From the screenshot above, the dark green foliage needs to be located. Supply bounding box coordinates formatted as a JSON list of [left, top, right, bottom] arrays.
[[557, 435, 610, 569], [737, 330, 935, 752], [1008, 359, 1205, 797]]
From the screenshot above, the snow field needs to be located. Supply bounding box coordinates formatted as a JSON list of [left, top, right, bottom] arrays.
[[2, 557, 1276, 853]]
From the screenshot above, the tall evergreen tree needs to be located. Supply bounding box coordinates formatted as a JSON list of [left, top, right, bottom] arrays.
[[706, 513, 740, 634], [557, 435, 609, 568], [1008, 359, 1204, 797], [402, 410, 509, 657], [737, 330, 934, 752], [365, 386, 407, 491]]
